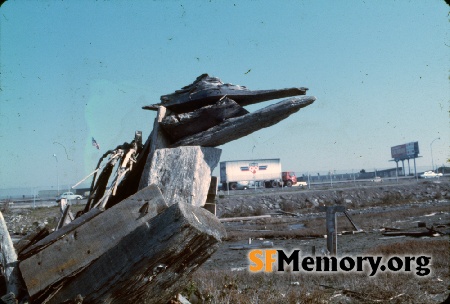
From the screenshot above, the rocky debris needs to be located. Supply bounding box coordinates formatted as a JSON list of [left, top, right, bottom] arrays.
[[1, 208, 56, 237], [216, 181, 450, 217]]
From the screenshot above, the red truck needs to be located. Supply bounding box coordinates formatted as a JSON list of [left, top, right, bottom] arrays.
[[282, 171, 297, 187]]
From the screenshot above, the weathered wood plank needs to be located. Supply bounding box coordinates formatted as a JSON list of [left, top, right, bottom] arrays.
[[208, 176, 218, 195], [0, 211, 23, 298], [160, 97, 248, 141], [138, 106, 172, 190], [19, 184, 167, 301], [35, 203, 226, 304], [144, 74, 308, 113], [141, 146, 221, 207], [56, 198, 74, 230], [19, 208, 103, 260], [172, 96, 316, 147], [381, 230, 436, 237], [219, 215, 271, 222], [204, 176, 218, 215], [102, 130, 152, 209], [14, 226, 50, 257]]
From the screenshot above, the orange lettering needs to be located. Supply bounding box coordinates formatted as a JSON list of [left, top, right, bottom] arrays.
[[248, 249, 264, 272], [265, 249, 277, 272]]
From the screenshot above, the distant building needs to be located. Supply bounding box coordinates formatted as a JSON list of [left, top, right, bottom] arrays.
[[38, 190, 59, 198], [298, 167, 403, 182]]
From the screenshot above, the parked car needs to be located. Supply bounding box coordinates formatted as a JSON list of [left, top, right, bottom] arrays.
[[56, 192, 83, 202], [420, 171, 443, 179], [297, 181, 308, 187], [371, 176, 383, 182]]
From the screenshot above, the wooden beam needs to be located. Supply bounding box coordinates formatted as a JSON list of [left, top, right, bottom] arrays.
[[382, 230, 437, 237], [19, 184, 168, 301], [204, 176, 218, 215], [140, 146, 221, 207], [144, 74, 308, 113], [319, 205, 345, 256], [56, 198, 74, 230], [343, 210, 361, 231], [219, 215, 271, 222], [172, 96, 316, 147], [23, 202, 226, 304], [14, 226, 50, 257], [160, 97, 248, 141], [19, 208, 103, 261], [138, 106, 172, 190]]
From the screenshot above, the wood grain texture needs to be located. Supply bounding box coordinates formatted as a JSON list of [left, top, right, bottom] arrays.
[[143, 146, 221, 207], [150, 74, 308, 113], [138, 106, 172, 190], [19, 184, 167, 301], [0, 211, 24, 297], [173, 96, 316, 147], [160, 97, 248, 141], [37, 203, 226, 304]]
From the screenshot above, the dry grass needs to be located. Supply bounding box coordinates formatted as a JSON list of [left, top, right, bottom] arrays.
[[222, 204, 449, 242], [221, 203, 267, 218], [223, 216, 326, 242], [187, 196, 449, 303], [340, 205, 449, 231], [186, 239, 449, 303]]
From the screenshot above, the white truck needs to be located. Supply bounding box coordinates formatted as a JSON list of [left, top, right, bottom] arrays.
[[220, 159, 291, 190]]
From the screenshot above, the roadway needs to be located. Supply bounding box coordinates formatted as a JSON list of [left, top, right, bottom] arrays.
[[4, 198, 87, 209], [218, 175, 449, 196], [3, 175, 447, 206]]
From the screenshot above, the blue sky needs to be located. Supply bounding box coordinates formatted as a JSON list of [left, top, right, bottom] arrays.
[[0, 0, 448, 191]]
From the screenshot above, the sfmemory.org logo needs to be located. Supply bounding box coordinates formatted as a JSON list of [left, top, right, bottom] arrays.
[[248, 249, 431, 277]]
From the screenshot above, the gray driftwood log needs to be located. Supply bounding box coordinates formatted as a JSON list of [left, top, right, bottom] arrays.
[[173, 96, 316, 147], [28, 202, 226, 304], [144, 74, 308, 113], [160, 97, 248, 141], [138, 106, 171, 191], [140, 146, 221, 207], [19, 184, 168, 303], [19, 208, 103, 261]]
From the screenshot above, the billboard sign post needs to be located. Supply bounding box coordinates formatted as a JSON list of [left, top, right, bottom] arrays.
[[390, 141, 420, 178]]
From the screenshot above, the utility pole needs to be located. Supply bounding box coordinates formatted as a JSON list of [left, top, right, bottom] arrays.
[[430, 137, 440, 171], [53, 154, 59, 196]]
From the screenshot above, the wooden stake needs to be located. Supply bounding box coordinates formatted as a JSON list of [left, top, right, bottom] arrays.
[[319, 206, 345, 256]]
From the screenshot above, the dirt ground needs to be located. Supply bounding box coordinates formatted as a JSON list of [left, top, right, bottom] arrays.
[[2, 178, 449, 303], [193, 178, 450, 303], [201, 197, 449, 271]]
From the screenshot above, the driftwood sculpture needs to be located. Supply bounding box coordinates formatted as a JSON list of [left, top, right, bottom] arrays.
[[143, 74, 315, 147], [3, 74, 316, 303]]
